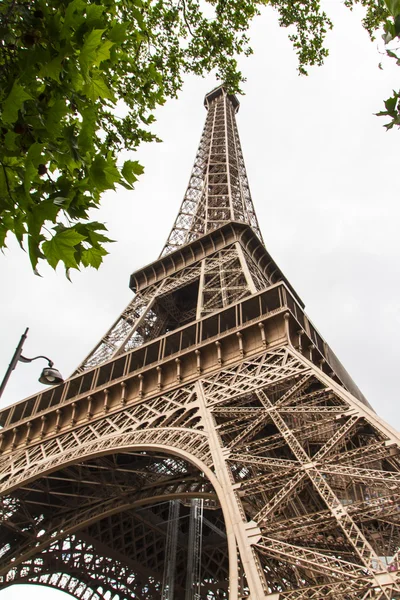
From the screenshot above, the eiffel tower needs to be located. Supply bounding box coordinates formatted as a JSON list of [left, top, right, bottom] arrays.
[[1, 85, 400, 600]]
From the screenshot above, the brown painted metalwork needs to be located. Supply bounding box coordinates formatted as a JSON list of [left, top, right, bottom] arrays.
[[1, 85, 399, 599]]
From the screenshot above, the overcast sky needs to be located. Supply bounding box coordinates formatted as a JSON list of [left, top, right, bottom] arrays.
[[1, 2, 400, 598]]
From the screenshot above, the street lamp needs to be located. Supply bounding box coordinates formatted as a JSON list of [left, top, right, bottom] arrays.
[[0, 327, 64, 399]]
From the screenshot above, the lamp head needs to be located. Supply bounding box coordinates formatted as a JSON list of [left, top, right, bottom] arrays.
[[39, 367, 64, 386]]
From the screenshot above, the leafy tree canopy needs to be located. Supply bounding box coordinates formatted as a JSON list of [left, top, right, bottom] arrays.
[[0, 0, 398, 275]]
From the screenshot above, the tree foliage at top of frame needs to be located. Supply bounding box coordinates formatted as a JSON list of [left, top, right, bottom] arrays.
[[0, 0, 397, 277], [0, 0, 334, 275]]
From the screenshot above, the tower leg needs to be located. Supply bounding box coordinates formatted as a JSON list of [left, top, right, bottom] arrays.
[[196, 381, 267, 599]]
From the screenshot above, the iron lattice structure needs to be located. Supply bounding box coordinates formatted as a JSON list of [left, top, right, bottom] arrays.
[[1, 86, 400, 600]]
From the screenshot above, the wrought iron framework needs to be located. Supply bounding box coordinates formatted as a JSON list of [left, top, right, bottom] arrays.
[[0, 85, 399, 599]]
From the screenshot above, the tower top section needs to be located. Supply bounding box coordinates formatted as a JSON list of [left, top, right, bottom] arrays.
[[161, 85, 261, 256], [204, 84, 240, 113]]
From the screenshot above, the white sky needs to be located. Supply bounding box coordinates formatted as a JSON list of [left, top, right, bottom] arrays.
[[1, 2, 399, 598]]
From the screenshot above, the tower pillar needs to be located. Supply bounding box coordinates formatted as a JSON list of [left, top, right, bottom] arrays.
[[196, 380, 267, 599]]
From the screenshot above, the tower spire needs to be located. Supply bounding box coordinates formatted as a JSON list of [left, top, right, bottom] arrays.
[[161, 85, 263, 256]]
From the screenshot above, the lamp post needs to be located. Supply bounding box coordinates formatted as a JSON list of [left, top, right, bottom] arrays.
[[0, 327, 64, 399]]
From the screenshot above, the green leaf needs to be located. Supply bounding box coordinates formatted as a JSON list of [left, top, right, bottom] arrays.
[[28, 200, 60, 239], [86, 223, 114, 247], [40, 55, 64, 82], [86, 3, 105, 24], [90, 155, 120, 191], [24, 160, 38, 196], [4, 131, 18, 151], [27, 143, 45, 167], [385, 0, 400, 17], [90, 156, 108, 191], [46, 98, 69, 133], [0, 212, 13, 244], [69, 65, 85, 93], [82, 75, 115, 101], [28, 231, 46, 270], [42, 229, 87, 269], [13, 212, 27, 247], [25, 199, 60, 267], [395, 13, 400, 36], [1, 81, 32, 124], [0, 167, 8, 199], [81, 246, 108, 268], [121, 160, 144, 186], [94, 40, 115, 66], [62, 0, 86, 33], [0, 223, 8, 248], [104, 157, 121, 187], [130, 6, 145, 28], [78, 106, 97, 152], [75, 222, 114, 246], [109, 22, 128, 43], [384, 95, 398, 114], [80, 29, 105, 75]]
